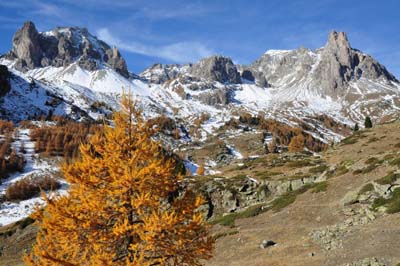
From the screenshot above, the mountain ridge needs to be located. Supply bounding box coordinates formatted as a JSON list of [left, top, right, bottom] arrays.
[[0, 21, 399, 143]]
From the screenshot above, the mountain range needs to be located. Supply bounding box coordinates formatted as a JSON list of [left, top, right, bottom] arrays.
[[1, 21, 399, 142]]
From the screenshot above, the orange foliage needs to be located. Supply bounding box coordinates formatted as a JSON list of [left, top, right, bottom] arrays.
[[288, 134, 305, 152], [25, 95, 214, 266], [30, 119, 100, 159]]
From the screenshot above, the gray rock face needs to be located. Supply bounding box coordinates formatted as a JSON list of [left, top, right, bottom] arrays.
[[11, 21, 43, 69], [312, 31, 397, 93], [190, 55, 241, 84], [194, 88, 229, 105], [7, 21, 129, 77], [140, 63, 183, 84], [249, 31, 397, 97]]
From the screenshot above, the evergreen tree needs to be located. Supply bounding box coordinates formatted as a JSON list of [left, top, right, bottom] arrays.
[[354, 123, 359, 131], [25, 95, 214, 266], [364, 116, 373, 128]]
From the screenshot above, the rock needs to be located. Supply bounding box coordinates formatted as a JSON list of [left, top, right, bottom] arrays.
[[276, 181, 291, 195], [373, 183, 391, 198], [7, 21, 129, 77], [341, 190, 359, 206], [10, 21, 43, 69], [290, 179, 304, 191], [222, 190, 239, 212], [140, 63, 182, 84], [259, 240, 276, 249], [195, 88, 229, 106], [190, 55, 241, 84], [241, 69, 255, 81]]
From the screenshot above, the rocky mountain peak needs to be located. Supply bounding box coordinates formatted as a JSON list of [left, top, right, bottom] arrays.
[[7, 21, 129, 78], [190, 55, 241, 84], [313, 30, 397, 92], [323, 30, 354, 68], [11, 21, 43, 69]]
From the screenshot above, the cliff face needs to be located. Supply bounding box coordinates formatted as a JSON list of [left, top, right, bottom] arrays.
[[7, 21, 129, 78]]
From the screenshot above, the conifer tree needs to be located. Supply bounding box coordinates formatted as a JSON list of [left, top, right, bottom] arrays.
[[364, 116, 373, 128], [24, 95, 214, 266], [353, 123, 359, 131]]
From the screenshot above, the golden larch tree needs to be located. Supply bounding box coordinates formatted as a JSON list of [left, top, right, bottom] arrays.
[[288, 134, 305, 152], [24, 95, 214, 266]]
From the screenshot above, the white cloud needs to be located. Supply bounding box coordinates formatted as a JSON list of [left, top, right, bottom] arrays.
[[97, 28, 213, 63]]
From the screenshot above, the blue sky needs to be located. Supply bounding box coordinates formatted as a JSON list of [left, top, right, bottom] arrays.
[[0, 0, 399, 77]]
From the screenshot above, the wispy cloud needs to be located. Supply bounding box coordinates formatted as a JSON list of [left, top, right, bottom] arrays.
[[97, 28, 213, 63]]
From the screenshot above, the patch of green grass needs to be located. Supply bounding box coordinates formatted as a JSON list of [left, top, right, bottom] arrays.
[[359, 160, 384, 174], [270, 185, 312, 212], [210, 203, 268, 227], [372, 188, 400, 214], [358, 183, 374, 195], [390, 157, 400, 167], [328, 162, 351, 178], [210, 213, 236, 227], [311, 181, 328, 193], [309, 164, 328, 174], [376, 172, 400, 185]]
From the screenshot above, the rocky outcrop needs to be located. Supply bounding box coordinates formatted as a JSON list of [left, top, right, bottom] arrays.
[[140, 63, 184, 84], [190, 55, 241, 84], [7, 21, 129, 77], [194, 88, 229, 106]]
